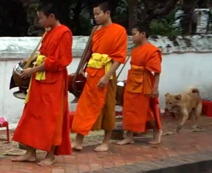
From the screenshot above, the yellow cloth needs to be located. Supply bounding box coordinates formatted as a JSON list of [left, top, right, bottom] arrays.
[[35, 54, 46, 80], [87, 53, 112, 79], [25, 54, 46, 103]]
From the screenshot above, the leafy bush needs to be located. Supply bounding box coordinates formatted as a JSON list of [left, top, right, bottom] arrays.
[[149, 9, 182, 37]]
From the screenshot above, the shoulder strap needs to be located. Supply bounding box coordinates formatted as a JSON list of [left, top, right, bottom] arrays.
[[75, 26, 98, 74], [117, 55, 131, 80], [23, 32, 47, 68]]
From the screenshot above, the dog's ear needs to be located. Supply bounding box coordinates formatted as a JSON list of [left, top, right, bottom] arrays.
[[175, 94, 182, 100], [165, 93, 170, 97]]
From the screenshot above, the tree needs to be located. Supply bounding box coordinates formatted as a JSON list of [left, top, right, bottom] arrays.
[[0, 0, 201, 36], [0, 0, 29, 36], [127, 0, 138, 31], [180, 0, 198, 34], [140, 0, 179, 29]]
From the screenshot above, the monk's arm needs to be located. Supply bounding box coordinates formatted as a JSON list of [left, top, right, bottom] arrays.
[[20, 64, 45, 78], [32, 64, 45, 73], [105, 61, 121, 79], [97, 61, 120, 88], [152, 72, 160, 97]]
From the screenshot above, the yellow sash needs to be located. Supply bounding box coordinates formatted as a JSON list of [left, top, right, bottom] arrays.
[[35, 54, 46, 80], [25, 54, 46, 103], [87, 53, 112, 79]]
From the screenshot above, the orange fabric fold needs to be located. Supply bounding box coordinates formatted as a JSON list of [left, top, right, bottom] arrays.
[[13, 25, 73, 155], [123, 43, 162, 133], [149, 98, 162, 129], [72, 23, 127, 135]]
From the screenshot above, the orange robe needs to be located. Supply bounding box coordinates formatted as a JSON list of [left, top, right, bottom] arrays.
[[123, 42, 162, 133], [13, 25, 73, 155], [72, 23, 127, 135]]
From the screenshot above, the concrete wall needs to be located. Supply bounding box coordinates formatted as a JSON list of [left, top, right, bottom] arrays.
[[1, 53, 212, 125], [0, 59, 78, 125]]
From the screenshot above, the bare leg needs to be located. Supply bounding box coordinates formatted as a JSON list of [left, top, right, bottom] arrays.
[[37, 146, 56, 166], [94, 130, 111, 152], [149, 129, 163, 145], [12, 146, 36, 162], [73, 133, 84, 151], [116, 131, 134, 145]]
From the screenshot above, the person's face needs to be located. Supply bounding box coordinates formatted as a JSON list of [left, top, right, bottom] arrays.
[[37, 11, 55, 28], [131, 28, 145, 45], [93, 7, 110, 25]]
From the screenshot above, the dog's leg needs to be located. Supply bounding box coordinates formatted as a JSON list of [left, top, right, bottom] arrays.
[[176, 108, 189, 133], [192, 103, 202, 131]]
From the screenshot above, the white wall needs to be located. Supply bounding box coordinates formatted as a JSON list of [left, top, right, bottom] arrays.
[[0, 59, 79, 125], [1, 53, 212, 125], [159, 53, 212, 107]]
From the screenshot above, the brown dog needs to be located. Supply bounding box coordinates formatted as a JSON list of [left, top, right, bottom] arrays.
[[165, 88, 202, 132]]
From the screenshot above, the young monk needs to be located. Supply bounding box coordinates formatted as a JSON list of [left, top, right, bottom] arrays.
[[117, 26, 163, 145], [72, 1, 127, 152], [12, 2, 72, 166]]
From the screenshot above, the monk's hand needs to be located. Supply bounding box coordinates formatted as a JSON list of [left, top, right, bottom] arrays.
[[21, 58, 28, 65], [79, 69, 86, 77], [20, 68, 34, 79], [97, 75, 110, 88]]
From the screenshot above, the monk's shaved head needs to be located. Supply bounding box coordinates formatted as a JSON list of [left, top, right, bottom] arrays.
[[93, 1, 111, 13], [93, 1, 112, 25], [37, 2, 61, 20], [132, 25, 149, 38]]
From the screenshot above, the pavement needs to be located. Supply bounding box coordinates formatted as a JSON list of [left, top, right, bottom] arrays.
[[0, 115, 212, 173]]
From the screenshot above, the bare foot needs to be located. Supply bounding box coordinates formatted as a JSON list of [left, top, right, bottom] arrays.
[[116, 138, 134, 145], [12, 152, 36, 162], [72, 143, 83, 151], [94, 143, 109, 152], [73, 134, 84, 151], [149, 130, 163, 145], [149, 140, 161, 145], [37, 158, 56, 166]]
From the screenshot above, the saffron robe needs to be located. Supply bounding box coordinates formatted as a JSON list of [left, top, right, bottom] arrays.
[[13, 25, 73, 155], [72, 23, 127, 135], [92, 75, 117, 131], [123, 42, 162, 133]]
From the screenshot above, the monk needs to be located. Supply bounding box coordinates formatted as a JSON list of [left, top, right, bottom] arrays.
[[72, 1, 127, 152], [117, 26, 163, 145], [12, 2, 72, 166]]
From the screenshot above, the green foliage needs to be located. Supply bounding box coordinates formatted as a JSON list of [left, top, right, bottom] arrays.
[[77, 15, 93, 35], [113, 0, 128, 27], [27, 2, 43, 35], [116, 0, 128, 15], [1, 0, 206, 36], [0, 0, 29, 36], [149, 9, 182, 37], [150, 19, 182, 37]]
